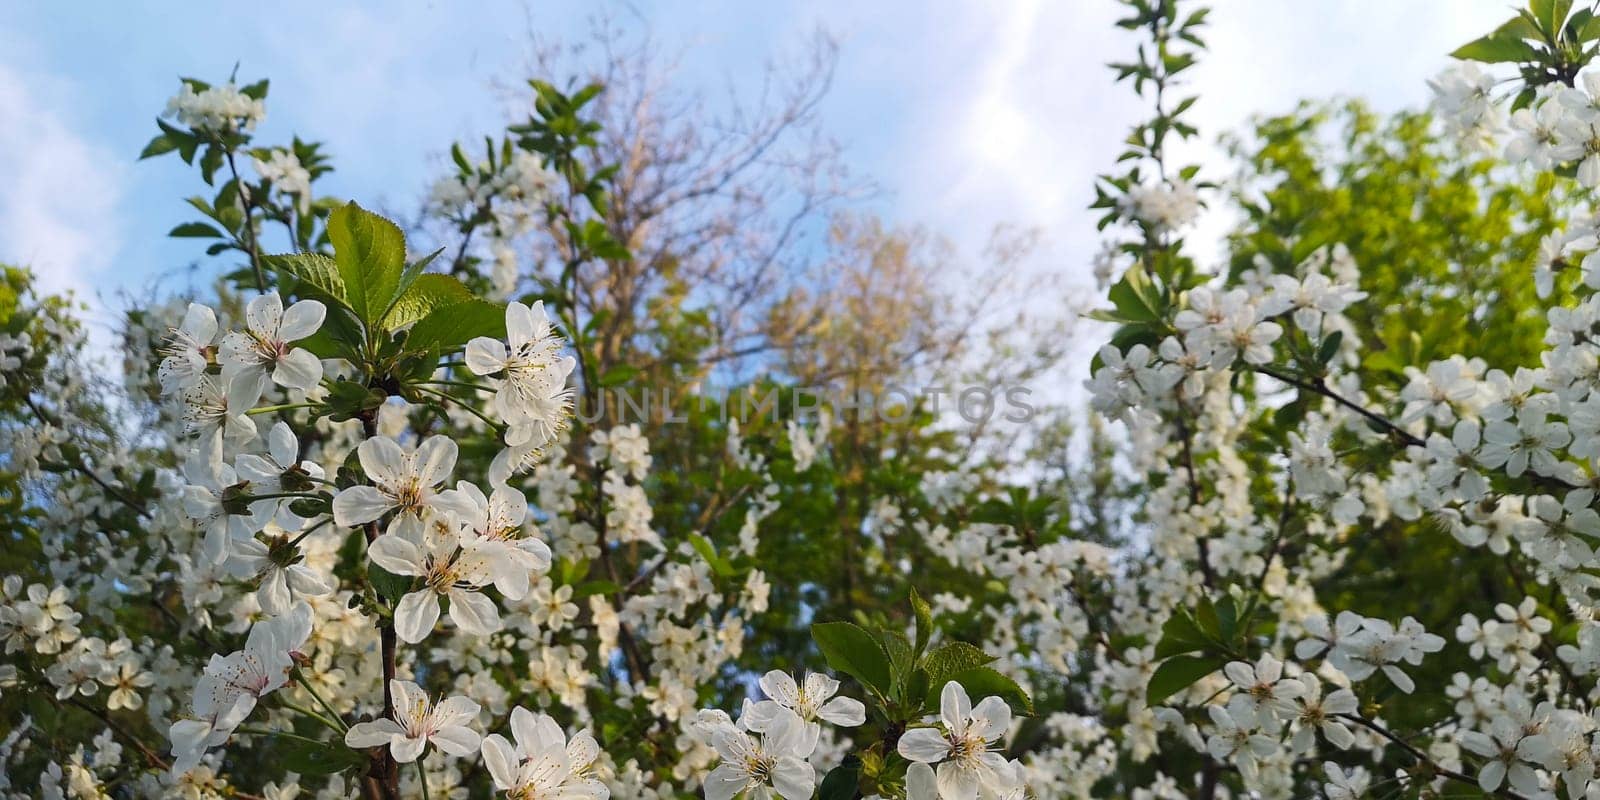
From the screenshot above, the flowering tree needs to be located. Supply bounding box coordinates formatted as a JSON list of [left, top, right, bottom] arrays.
[[16, 1, 1600, 799], [1076, 0, 1600, 797], [0, 57, 1043, 799]]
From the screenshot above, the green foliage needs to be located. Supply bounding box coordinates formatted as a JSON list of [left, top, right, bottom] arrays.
[[811, 593, 1034, 725], [812, 621, 894, 700], [817, 755, 863, 800], [273, 737, 366, 775], [403, 299, 507, 352], [1452, 0, 1600, 91], [1227, 100, 1571, 373], [1145, 591, 1257, 704], [326, 202, 407, 326]]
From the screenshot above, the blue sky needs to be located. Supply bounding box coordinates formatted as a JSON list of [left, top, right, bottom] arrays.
[[1, 1, 1511, 335]]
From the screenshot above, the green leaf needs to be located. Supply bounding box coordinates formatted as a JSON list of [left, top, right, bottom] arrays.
[[571, 580, 621, 598], [405, 299, 507, 352], [240, 78, 270, 101], [1106, 264, 1164, 323], [327, 201, 407, 325], [1581, 13, 1600, 41], [288, 497, 330, 518], [928, 666, 1034, 716], [392, 247, 447, 302], [199, 144, 224, 184], [910, 587, 933, 656], [687, 533, 735, 578], [1147, 655, 1223, 706], [275, 737, 364, 775], [1450, 33, 1541, 63], [169, 221, 226, 239], [1500, 11, 1548, 41], [326, 380, 386, 423], [1153, 609, 1210, 659], [905, 667, 930, 714], [922, 641, 997, 687], [295, 305, 363, 361], [880, 629, 914, 693], [1533, 0, 1571, 37], [139, 133, 179, 160], [1316, 330, 1344, 366], [367, 564, 411, 607], [383, 273, 475, 331], [269, 253, 348, 305], [812, 621, 894, 698], [817, 756, 861, 800]]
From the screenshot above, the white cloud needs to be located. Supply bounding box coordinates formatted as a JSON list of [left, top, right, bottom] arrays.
[[0, 63, 125, 305], [853, 0, 1517, 390]]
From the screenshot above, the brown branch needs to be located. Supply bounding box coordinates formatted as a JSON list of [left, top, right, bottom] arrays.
[[1338, 713, 1526, 800]]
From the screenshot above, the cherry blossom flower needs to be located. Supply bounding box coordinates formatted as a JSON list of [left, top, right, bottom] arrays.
[[332, 435, 458, 527], [746, 671, 866, 736], [169, 603, 312, 775], [220, 292, 326, 392], [233, 421, 325, 529], [465, 301, 575, 437], [181, 375, 262, 465], [1321, 763, 1369, 800], [181, 457, 273, 564], [480, 706, 608, 799], [367, 517, 499, 643], [344, 679, 481, 763], [158, 303, 219, 394], [1221, 654, 1302, 731], [434, 480, 551, 600], [897, 682, 1019, 800], [702, 705, 816, 800], [225, 531, 333, 616]]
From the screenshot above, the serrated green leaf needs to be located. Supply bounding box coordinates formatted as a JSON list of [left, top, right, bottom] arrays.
[[382, 273, 475, 332], [327, 202, 406, 325], [817, 756, 861, 800], [139, 133, 179, 160], [1316, 330, 1344, 366], [367, 563, 411, 606], [393, 247, 446, 301], [405, 299, 507, 352], [922, 641, 996, 687], [927, 666, 1034, 716], [880, 629, 914, 693], [269, 253, 348, 305], [812, 621, 894, 698], [1107, 264, 1164, 323]]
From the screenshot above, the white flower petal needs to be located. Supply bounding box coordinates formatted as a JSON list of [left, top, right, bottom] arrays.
[[277, 299, 326, 341], [897, 728, 951, 763], [394, 591, 440, 644], [345, 718, 405, 749], [333, 486, 393, 527]]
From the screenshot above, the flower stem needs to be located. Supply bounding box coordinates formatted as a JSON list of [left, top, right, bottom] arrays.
[[236, 726, 330, 747], [279, 699, 344, 734], [248, 402, 318, 416], [293, 671, 348, 732]]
